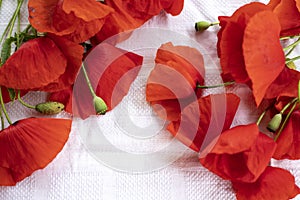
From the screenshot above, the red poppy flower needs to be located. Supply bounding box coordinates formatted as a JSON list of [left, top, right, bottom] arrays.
[[273, 110, 300, 160], [71, 43, 143, 119], [218, 2, 285, 106], [232, 166, 300, 200], [199, 124, 276, 183], [167, 93, 240, 152], [268, 0, 300, 36], [91, 0, 184, 44], [146, 42, 205, 121], [28, 0, 114, 43], [0, 35, 83, 92], [0, 117, 72, 186]]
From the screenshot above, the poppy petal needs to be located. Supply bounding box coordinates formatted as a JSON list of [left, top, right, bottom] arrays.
[[160, 0, 184, 16], [200, 124, 276, 183], [38, 35, 84, 92], [0, 118, 72, 185], [0, 37, 67, 90], [49, 86, 73, 114], [167, 93, 240, 152], [146, 42, 205, 121], [232, 166, 300, 200], [73, 44, 143, 119], [243, 10, 285, 105], [273, 110, 300, 159]]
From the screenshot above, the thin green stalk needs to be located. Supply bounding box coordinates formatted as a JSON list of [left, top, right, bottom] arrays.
[[0, 108, 4, 130], [7, 0, 24, 38], [256, 110, 267, 125], [196, 81, 235, 89], [274, 100, 298, 141], [17, 90, 35, 109], [81, 63, 97, 98], [283, 37, 300, 51], [0, 87, 12, 125], [280, 97, 298, 114], [286, 56, 300, 64]]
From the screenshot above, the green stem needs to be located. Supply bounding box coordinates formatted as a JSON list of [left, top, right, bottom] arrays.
[[211, 21, 220, 25], [0, 107, 4, 130], [280, 97, 298, 114], [0, 87, 12, 125], [274, 100, 298, 141], [81, 63, 97, 98], [196, 81, 235, 89], [256, 110, 267, 125], [7, 0, 24, 38], [283, 37, 300, 51], [286, 56, 300, 64], [17, 90, 35, 109]]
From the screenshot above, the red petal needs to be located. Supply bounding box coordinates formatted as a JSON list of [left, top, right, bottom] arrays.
[[28, 0, 113, 43], [49, 86, 73, 114], [0, 37, 67, 90], [38, 35, 84, 92], [268, 0, 300, 36], [73, 44, 143, 119], [200, 124, 276, 182], [273, 110, 300, 159], [160, 0, 184, 15], [243, 10, 285, 105], [0, 118, 71, 185], [146, 42, 205, 121], [232, 166, 300, 200], [265, 68, 300, 99], [167, 93, 240, 152]]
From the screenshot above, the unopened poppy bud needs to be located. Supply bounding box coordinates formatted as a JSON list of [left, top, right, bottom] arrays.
[[195, 21, 212, 32], [35, 102, 64, 115], [267, 113, 282, 132], [93, 96, 107, 115]]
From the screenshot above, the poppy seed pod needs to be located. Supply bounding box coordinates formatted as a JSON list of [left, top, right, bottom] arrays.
[[195, 21, 212, 32], [267, 113, 282, 133], [35, 102, 65, 115], [93, 96, 107, 115]]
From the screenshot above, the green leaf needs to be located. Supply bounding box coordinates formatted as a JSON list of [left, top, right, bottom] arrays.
[[1, 37, 15, 66]]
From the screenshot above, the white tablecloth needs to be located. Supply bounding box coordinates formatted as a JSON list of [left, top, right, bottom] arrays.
[[1, 0, 300, 199]]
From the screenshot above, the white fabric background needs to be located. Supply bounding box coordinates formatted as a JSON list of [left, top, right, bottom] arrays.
[[1, 0, 300, 199]]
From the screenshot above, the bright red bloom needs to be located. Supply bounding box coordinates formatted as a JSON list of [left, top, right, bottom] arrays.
[[268, 0, 300, 36], [0, 36, 83, 92], [200, 124, 276, 183], [91, 0, 184, 44], [49, 86, 73, 114], [146, 42, 205, 121], [0, 118, 72, 186], [232, 166, 300, 200], [218, 2, 285, 106], [28, 0, 113, 43], [72, 43, 143, 119], [167, 93, 240, 152], [273, 110, 300, 159]]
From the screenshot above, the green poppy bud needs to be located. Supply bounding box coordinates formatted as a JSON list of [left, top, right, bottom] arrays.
[[35, 102, 64, 115], [195, 21, 212, 32], [267, 113, 282, 132], [93, 96, 107, 115]]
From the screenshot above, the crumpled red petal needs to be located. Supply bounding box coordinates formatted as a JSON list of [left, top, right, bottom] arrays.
[[0, 118, 72, 186], [0, 37, 67, 90], [273, 110, 300, 159], [73, 43, 143, 119], [146, 42, 205, 121], [200, 124, 276, 183], [265, 68, 300, 100], [243, 10, 285, 105], [167, 93, 240, 152], [28, 0, 113, 43], [38, 34, 84, 92], [268, 0, 300, 36], [232, 166, 300, 200], [160, 0, 184, 16]]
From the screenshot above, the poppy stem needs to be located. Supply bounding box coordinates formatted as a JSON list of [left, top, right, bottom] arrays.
[[0, 108, 4, 130], [256, 110, 267, 125], [280, 97, 298, 115], [274, 100, 299, 142], [0, 87, 12, 125], [81, 63, 97, 98], [7, 0, 24, 38], [285, 55, 300, 64], [196, 81, 235, 89], [17, 90, 35, 109], [283, 37, 300, 51]]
